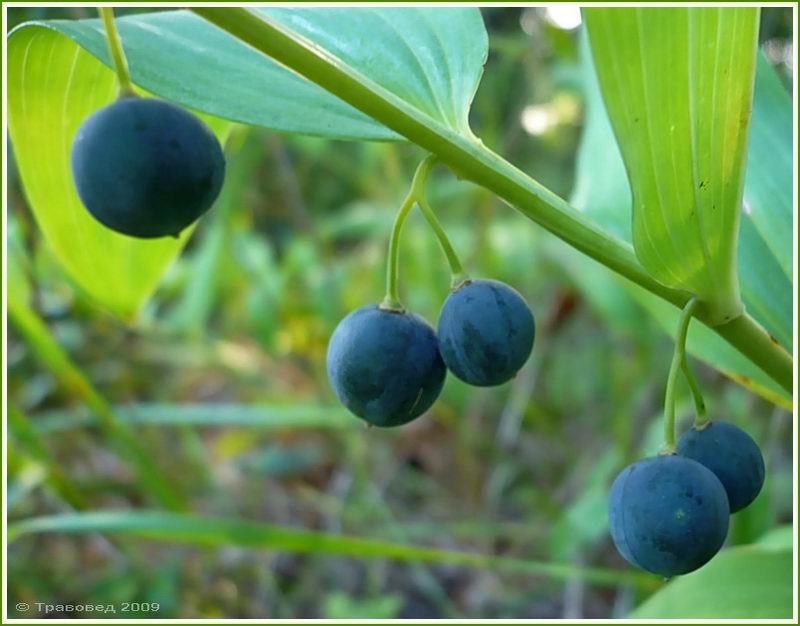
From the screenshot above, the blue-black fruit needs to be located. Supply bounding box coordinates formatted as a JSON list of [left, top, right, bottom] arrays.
[[677, 421, 765, 513], [326, 304, 446, 427], [608, 454, 729, 577], [437, 279, 535, 386], [71, 97, 225, 238]]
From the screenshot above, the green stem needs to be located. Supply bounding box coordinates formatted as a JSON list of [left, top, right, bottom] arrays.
[[662, 297, 699, 454], [681, 358, 708, 427], [99, 7, 135, 97], [416, 194, 469, 289], [381, 156, 436, 310], [381, 192, 415, 310], [190, 7, 792, 394]]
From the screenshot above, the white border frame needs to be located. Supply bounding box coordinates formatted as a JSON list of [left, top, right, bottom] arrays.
[[2, 3, 797, 624]]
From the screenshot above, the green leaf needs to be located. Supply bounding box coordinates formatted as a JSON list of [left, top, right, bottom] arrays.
[[7, 26, 233, 319], [572, 31, 792, 406], [738, 217, 792, 351], [745, 55, 792, 279], [737, 54, 793, 351], [631, 546, 792, 618], [7, 403, 87, 509], [8, 510, 658, 590], [585, 8, 759, 324], [755, 525, 793, 551], [264, 8, 487, 136], [11, 7, 487, 140]]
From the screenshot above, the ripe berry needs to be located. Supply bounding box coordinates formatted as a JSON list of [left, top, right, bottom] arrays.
[[608, 454, 729, 577], [326, 305, 446, 427], [71, 97, 225, 238], [676, 421, 765, 513], [437, 279, 535, 386]]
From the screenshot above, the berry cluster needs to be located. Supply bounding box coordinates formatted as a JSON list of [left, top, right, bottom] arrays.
[[607, 297, 766, 577], [326, 156, 535, 428], [608, 297, 764, 578], [326, 279, 535, 428], [609, 422, 764, 577]]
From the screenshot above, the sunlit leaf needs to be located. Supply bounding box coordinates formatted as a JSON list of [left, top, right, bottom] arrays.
[[7, 27, 232, 318], [631, 546, 792, 618], [585, 8, 759, 324], [572, 30, 792, 406]]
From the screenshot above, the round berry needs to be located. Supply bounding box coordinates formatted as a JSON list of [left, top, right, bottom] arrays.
[[608, 455, 729, 577], [677, 421, 765, 513], [437, 279, 535, 386], [326, 304, 446, 427], [71, 97, 225, 238]]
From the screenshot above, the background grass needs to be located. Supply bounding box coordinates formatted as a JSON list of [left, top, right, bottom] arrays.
[[6, 6, 794, 619]]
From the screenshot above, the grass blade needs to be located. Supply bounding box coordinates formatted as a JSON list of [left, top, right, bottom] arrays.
[[8, 511, 659, 590], [8, 298, 186, 511], [7, 403, 87, 509]]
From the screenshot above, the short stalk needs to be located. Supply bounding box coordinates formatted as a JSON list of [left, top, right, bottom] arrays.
[[416, 195, 468, 289], [661, 297, 699, 454], [99, 8, 136, 97], [681, 357, 708, 428], [380, 191, 415, 310], [380, 156, 437, 310]]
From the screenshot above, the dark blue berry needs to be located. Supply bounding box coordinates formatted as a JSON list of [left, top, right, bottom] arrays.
[[71, 97, 225, 238], [608, 454, 729, 577], [326, 304, 446, 427], [677, 421, 765, 513], [437, 279, 535, 386]]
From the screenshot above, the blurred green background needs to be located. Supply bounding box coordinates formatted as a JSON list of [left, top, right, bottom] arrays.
[[6, 6, 794, 620]]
